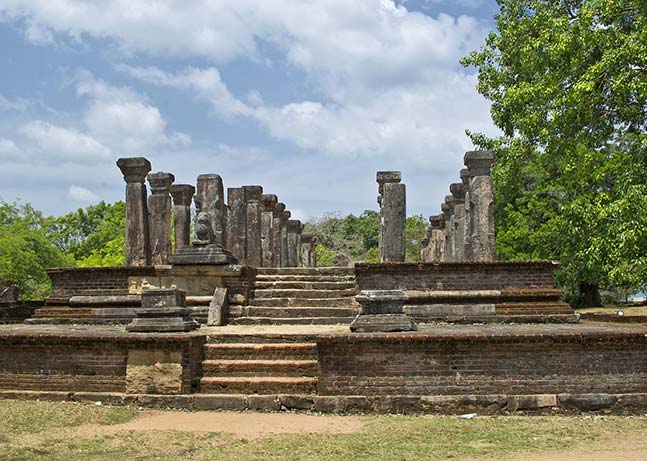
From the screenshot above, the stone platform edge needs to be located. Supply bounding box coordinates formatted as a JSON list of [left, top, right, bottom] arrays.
[[0, 390, 645, 415]]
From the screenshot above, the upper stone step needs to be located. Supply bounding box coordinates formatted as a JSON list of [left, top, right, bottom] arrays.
[[255, 275, 356, 282], [253, 288, 356, 299], [251, 297, 357, 307], [203, 342, 318, 360], [254, 281, 357, 290], [255, 267, 355, 276]]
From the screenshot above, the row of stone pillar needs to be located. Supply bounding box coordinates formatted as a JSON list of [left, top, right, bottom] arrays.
[[421, 150, 495, 263], [116, 157, 316, 267]]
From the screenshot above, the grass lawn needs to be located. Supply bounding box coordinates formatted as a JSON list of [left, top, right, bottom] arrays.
[[577, 305, 647, 316], [1, 400, 647, 460]]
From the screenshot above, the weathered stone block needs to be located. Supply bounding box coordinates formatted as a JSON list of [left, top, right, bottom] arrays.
[[125, 350, 183, 395]]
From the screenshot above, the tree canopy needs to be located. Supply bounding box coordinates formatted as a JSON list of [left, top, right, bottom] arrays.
[[463, 0, 647, 305]]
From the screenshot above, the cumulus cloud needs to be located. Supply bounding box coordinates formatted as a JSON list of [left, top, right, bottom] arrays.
[[66, 185, 99, 203], [0, 137, 23, 159], [18, 120, 112, 163]]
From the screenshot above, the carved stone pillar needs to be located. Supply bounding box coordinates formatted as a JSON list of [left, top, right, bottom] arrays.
[[450, 182, 466, 262], [116, 157, 151, 266], [271, 202, 286, 267], [420, 236, 431, 262], [170, 184, 195, 251], [377, 171, 406, 262], [441, 202, 452, 262], [226, 187, 246, 262], [428, 214, 445, 262], [443, 195, 455, 261], [460, 168, 472, 261], [464, 150, 496, 261], [287, 219, 301, 267], [280, 210, 291, 267], [147, 172, 174, 265], [196, 174, 227, 247], [243, 185, 263, 268], [260, 194, 277, 267]]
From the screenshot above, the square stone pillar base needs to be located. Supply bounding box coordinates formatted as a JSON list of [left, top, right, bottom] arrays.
[[350, 290, 417, 333], [126, 288, 200, 332]]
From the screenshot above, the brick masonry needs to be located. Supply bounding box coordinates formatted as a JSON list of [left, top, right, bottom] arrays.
[[354, 261, 558, 291], [0, 330, 205, 394], [316, 326, 647, 396]]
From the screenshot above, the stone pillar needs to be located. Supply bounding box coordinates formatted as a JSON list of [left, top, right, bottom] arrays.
[[420, 237, 431, 262], [428, 215, 445, 262], [296, 221, 305, 267], [450, 182, 466, 262], [117, 157, 152, 266], [464, 150, 496, 261], [287, 219, 301, 267], [170, 184, 195, 251], [460, 168, 472, 261], [271, 202, 286, 267], [243, 185, 263, 268], [226, 187, 246, 262], [260, 194, 277, 267], [376, 171, 406, 262], [443, 195, 455, 261], [441, 202, 452, 262], [196, 174, 227, 246], [147, 172, 175, 265], [280, 210, 291, 267], [301, 234, 314, 267]]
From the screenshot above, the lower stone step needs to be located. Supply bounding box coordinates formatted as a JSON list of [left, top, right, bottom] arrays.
[[203, 342, 317, 360], [230, 306, 358, 318], [200, 376, 317, 394], [229, 316, 356, 325], [202, 359, 319, 376], [251, 297, 356, 307]]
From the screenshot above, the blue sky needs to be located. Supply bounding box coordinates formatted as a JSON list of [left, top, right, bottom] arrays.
[[0, 0, 500, 221]]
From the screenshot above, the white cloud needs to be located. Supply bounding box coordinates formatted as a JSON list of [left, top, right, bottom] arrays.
[[75, 70, 191, 152], [0, 137, 22, 158], [66, 185, 99, 203], [18, 120, 112, 163], [0, 95, 30, 112]]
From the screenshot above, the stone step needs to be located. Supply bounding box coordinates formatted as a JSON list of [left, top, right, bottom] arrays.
[[254, 281, 356, 290], [206, 334, 319, 344], [202, 359, 318, 377], [229, 316, 356, 325], [203, 343, 318, 360], [200, 376, 317, 394], [495, 302, 574, 315], [230, 306, 358, 318], [251, 297, 357, 308], [253, 289, 356, 299], [32, 308, 92, 318], [255, 268, 354, 276], [255, 275, 356, 282]]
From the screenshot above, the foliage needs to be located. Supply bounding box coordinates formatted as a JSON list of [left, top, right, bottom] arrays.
[[47, 201, 126, 267], [405, 215, 427, 262], [0, 200, 73, 299], [462, 0, 647, 305]]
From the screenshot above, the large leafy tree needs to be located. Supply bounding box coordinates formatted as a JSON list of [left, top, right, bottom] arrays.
[[0, 200, 73, 299], [463, 0, 647, 306]]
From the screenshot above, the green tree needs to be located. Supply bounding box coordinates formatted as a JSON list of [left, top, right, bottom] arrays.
[[47, 201, 126, 267], [0, 200, 73, 299], [463, 0, 647, 306], [405, 214, 427, 262]]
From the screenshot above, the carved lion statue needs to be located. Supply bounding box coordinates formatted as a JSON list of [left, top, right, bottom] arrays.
[[194, 212, 214, 245]]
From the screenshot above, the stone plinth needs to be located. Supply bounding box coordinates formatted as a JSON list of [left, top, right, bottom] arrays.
[[126, 288, 199, 332], [377, 171, 406, 263], [244, 185, 263, 267], [147, 172, 175, 265], [464, 150, 495, 261], [271, 202, 285, 267], [260, 194, 277, 267], [350, 290, 416, 332], [117, 157, 151, 266], [171, 184, 195, 250]]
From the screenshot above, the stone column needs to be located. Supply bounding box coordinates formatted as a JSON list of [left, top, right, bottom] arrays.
[[271, 202, 286, 267], [260, 194, 277, 267], [226, 187, 246, 262], [147, 172, 175, 265], [441, 202, 452, 262], [420, 237, 431, 262], [195, 174, 227, 246], [450, 182, 466, 262], [296, 221, 304, 267], [443, 195, 455, 261], [377, 171, 406, 262], [280, 210, 291, 267], [116, 157, 152, 266], [428, 215, 445, 262], [243, 185, 263, 268], [301, 234, 314, 267], [287, 219, 301, 267], [464, 150, 496, 261], [460, 168, 472, 261], [170, 184, 195, 251]]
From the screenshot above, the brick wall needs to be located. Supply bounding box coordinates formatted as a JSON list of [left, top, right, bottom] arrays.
[[0, 332, 205, 393], [354, 261, 558, 291], [317, 330, 647, 396]]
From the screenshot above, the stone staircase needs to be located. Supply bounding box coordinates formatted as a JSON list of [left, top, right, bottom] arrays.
[[200, 334, 319, 394], [229, 267, 359, 325]]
